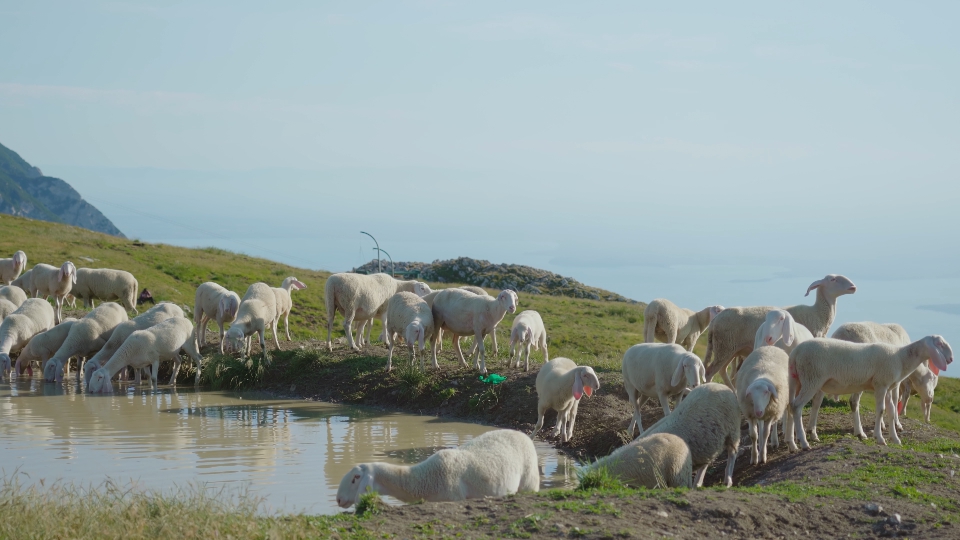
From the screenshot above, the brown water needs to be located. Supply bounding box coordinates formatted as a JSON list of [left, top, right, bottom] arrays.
[[0, 379, 578, 514]]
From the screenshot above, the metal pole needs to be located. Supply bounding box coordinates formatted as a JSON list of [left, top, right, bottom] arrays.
[[374, 248, 394, 277], [360, 231, 380, 273]]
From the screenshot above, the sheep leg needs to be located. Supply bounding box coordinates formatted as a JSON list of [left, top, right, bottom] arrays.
[[218, 321, 226, 354], [694, 466, 708, 488], [923, 399, 932, 423], [271, 318, 281, 350], [492, 330, 498, 356], [509, 336, 517, 365], [135, 367, 142, 385], [285, 313, 291, 341], [543, 340, 549, 363], [565, 400, 580, 442], [523, 342, 532, 371], [55, 297, 63, 325], [790, 379, 821, 451], [625, 382, 646, 436], [656, 391, 673, 417], [849, 392, 868, 439], [343, 311, 359, 352], [724, 444, 737, 488], [258, 329, 269, 364], [900, 381, 911, 418], [760, 419, 774, 464], [473, 330, 487, 374], [430, 328, 442, 370], [884, 387, 901, 445], [749, 420, 759, 465], [891, 386, 903, 431], [386, 336, 395, 372], [452, 334, 469, 368], [150, 361, 159, 389], [169, 357, 182, 385], [531, 404, 547, 439], [873, 388, 890, 445], [808, 391, 825, 442]]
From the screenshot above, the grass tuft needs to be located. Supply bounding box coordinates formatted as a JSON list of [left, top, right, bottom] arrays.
[[576, 464, 624, 491], [203, 353, 268, 390], [354, 490, 384, 517]]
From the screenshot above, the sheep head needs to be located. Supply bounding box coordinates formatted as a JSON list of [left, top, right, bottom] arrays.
[[43, 359, 61, 383], [672, 353, 706, 389], [88, 367, 114, 393], [498, 290, 519, 314], [805, 274, 856, 298], [573, 366, 600, 400], [0, 353, 10, 380], [708, 305, 724, 322], [413, 282, 432, 297], [337, 464, 375, 508], [923, 335, 953, 374], [218, 294, 240, 321], [223, 327, 245, 354], [405, 321, 426, 351], [757, 309, 793, 347], [59, 261, 77, 284], [12, 251, 26, 274], [746, 379, 777, 419], [281, 277, 307, 291]]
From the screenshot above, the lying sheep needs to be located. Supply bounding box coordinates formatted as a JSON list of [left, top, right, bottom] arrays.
[[788, 335, 952, 449], [736, 346, 790, 464], [223, 283, 279, 363], [325, 273, 431, 352], [194, 282, 241, 353], [72, 267, 139, 313], [430, 289, 518, 373], [580, 433, 693, 489], [704, 274, 856, 387], [336, 429, 539, 507], [531, 357, 600, 443], [43, 302, 128, 383], [82, 303, 184, 385], [644, 299, 723, 351], [13, 262, 78, 324], [0, 285, 28, 307], [508, 310, 548, 371], [273, 276, 306, 341], [88, 317, 203, 392], [640, 382, 741, 487], [0, 299, 55, 381], [383, 292, 435, 372], [622, 343, 706, 435], [900, 362, 938, 423], [0, 251, 27, 285], [15, 319, 79, 379]]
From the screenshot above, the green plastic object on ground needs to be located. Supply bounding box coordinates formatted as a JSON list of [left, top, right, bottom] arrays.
[[478, 373, 506, 385]]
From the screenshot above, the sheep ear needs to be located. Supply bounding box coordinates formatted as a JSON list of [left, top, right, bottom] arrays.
[[573, 371, 584, 400], [357, 471, 375, 499], [782, 315, 795, 347], [671, 358, 685, 387], [926, 337, 947, 373], [767, 381, 778, 399], [699, 362, 707, 384], [709, 306, 723, 322], [805, 279, 825, 297], [295, 280, 306, 290], [418, 327, 425, 351]]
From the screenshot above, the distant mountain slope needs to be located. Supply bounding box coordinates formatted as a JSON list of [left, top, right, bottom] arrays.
[[0, 142, 124, 237]]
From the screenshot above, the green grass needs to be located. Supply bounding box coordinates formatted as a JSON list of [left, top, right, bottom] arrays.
[[576, 464, 625, 492]]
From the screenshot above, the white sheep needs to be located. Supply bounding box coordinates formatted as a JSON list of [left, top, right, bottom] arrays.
[[788, 335, 952, 449], [223, 282, 279, 363], [335, 429, 539, 507], [88, 317, 203, 392], [531, 357, 600, 443], [15, 319, 79, 379], [419, 286, 491, 354], [736, 346, 790, 464], [43, 302, 128, 383], [704, 274, 857, 387], [194, 282, 241, 353], [900, 362, 938, 423], [383, 291, 435, 372], [644, 299, 724, 351], [0, 299, 18, 320], [0, 251, 27, 285], [621, 343, 706, 436], [12, 262, 77, 324], [273, 276, 306, 341], [71, 267, 139, 313], [430, 289, 518, 373], [580, 433, 693, 489], [0, 285, 28, 307], [324, 273, 431, 352], [754, 309, 815, 354], [508, 310, 548, 371], [639, 382, 741, 487], [82, 303, 184, 385], [0, 299, 55, 381]]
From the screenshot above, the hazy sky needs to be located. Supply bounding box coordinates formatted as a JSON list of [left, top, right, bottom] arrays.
[[1, 1, 958, 285]]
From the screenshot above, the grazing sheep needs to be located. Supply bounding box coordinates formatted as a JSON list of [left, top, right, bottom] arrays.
[[43, 302, 128, 383], [0, 299, 55, 381], [15, 319, 79, 379], [0, 285, 28, 307], [430, 289, 518, 373], [383, 292, 435, 372], [736, 346, 790, 464], [336, 429, 539, 507], [88, 317, 203, 392], [639, 382, 741, 487], [82, 303, 184, 385], [900, 362, 938, 423], [531, 357, 600, 443], [273, 276, 306, 341], [13, 262, 78, 324], [580, 433, 693, 489], [704, 274, 857, 387], [0, 299, 17, 320], [325, 273, 431, 352], [644, 299, 724, 351], [508, 310, 548, 371], [71, 267, 139, 313], [788, 335, 952, 449], [0, 251, 27, 285], [194, 282, 241, 353], [223, 283, 279, 363], [622, 343, 706, 436]]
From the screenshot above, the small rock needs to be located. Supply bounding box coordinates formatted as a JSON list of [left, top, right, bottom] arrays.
[[864, 503, 883, 516], [887, 514, 902, 526], [938, 454, 945, 459], [656, 510, 669, 518], [931, 503, 937, 509]]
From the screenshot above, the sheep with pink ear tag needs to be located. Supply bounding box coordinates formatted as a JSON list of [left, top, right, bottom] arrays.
[[531, 357, 600, 443]]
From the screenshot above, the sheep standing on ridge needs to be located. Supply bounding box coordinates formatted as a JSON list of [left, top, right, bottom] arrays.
[[223, 283, 279, 363], [383, 291, 435, 372], [508, 310, 548, 371], [43, 302, 128, 383], [531, 357, 600, 443], [83, 303, 184, 385], [194, 282, 241, 353], [71, 267, 139, 313], [0, 251, 27, 285], [736, 346, 790, 464], [430, 289, 518, 373], [324, 273, 431, 352], [273, 276, 306, 341], [621, 343, 706, 435], [13, 262, 78, 324], [644, 299, 723, 351], [580, 433, 693, 489], [0, 299, 55, 381], [0, 285, 28, 308], [336, 429, 539, 507]]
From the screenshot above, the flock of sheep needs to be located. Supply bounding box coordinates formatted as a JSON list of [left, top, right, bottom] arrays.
[[0, 251, 954, 509]]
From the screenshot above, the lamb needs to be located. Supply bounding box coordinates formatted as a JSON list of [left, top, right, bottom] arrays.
[[621, 343, 706, 435], [508, 310, 548, 371], [71, 267, 139, 313], [754, 309, 815, 354], [900, 362, 938, 423], [788, 335, 952, 449], [88, 317, 204, 392], [383, 292, 435, 372], [0, 299, 18, 320], [580, 433, 693, 489], [272, 276, 306, 341], [429, 289, 518, 373], [194, 282, 241, 353], [0, 299, 55, 381], [335, 429, 539, 508], [704, 274, 856, 387], [644, 299, 724, 351], [12, 262, 78, 324], [223, 282, 279, 363], [0, 251, 27, 284], [639, 382, 741, 487], [736, 346, 790, 464], [15, 319, 79, 379], [324, 273, 431, 352], [43, 302, 128, 383], [82, 303, 184, 385], [531, 357, 600, 443], [0, 285, 28, 307]]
